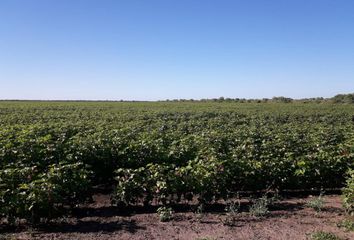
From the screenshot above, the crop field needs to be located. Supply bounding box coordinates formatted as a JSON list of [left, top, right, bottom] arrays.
[[0, 101, 353, 239]]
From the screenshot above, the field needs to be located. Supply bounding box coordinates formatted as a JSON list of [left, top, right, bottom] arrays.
[[1, 101, 353, 239]]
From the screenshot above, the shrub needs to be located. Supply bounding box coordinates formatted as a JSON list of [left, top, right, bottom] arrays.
[[157, 206, 174, 222], [249, 196, 270, 217], [306, 195, 325, 212], [342, 169, 354, 215]]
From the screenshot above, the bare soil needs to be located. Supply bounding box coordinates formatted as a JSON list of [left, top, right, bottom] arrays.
[[1, 195, 353, 240]]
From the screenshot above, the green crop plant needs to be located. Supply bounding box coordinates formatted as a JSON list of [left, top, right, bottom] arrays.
[[157, 206, 174, 222], [0, 101, 354, 223], [342, 169, 354, 215], [306, 194, 325, 213]]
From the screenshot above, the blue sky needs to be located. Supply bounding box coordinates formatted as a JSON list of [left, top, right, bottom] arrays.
[[0, 0, 353, 100]]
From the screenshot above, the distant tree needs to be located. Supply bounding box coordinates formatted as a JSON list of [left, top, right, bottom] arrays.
[[314, 97, 324, 103], [332, 93, 354, 104], [272, 96, 293, 103]]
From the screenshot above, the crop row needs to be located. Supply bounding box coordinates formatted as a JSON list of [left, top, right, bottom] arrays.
[[0, 102, 353, 223]]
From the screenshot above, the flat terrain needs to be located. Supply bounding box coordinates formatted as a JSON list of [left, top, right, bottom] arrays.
[[2, 195, 353, 240], [1, 102, 353, 239]]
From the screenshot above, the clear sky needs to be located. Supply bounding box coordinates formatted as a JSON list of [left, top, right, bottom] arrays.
[[0, 0, 353, 100]]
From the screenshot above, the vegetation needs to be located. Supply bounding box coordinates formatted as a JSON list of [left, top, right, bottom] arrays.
[[337, 218, 354, 232], [163, 93, 354, 104], [156, 206, 174, 222], [306, 194, 325, 213], [0, 101, 353, 224], [332, 94, 354, 104], [249, 196, 272, 217], [222, 199, 240, 225], [342, 169, 354, 215], [310, 231, 342, 240]]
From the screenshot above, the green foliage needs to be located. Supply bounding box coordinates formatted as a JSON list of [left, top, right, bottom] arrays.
[[332, 93, 354, 104], [113, 167, 149, 205], [337, 218, 354, 232], [342, 169, 354, 215], [1, 101, 354, 222], [249, 196, 271, 217], [272, 96, 293, 103], [156, 206, 174, 222], [310, 231, 342, 240], [306, 195, 325, 212], [0, 162, 91, 224]]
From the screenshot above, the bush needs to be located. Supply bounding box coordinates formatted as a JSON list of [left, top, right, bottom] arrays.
[[249, 196, 270, 217], [157, 206, 174, 222], [342, 169, 354, 215], [306, 195, 325, 212]]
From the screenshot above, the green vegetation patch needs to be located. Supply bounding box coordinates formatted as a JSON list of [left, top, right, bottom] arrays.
[[0, 101, 353, 224]]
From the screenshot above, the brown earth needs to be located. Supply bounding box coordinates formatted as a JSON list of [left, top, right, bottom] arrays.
[[1, 195, 353, 240]]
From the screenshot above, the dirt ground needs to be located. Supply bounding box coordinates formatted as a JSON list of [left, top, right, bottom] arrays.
[[1, 194, 353, 240]]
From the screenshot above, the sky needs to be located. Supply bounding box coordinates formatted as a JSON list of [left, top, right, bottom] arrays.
[[0, 0, 354, 100]]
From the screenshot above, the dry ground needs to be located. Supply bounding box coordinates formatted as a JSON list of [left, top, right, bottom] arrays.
[[1, 195, 353, 240]]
